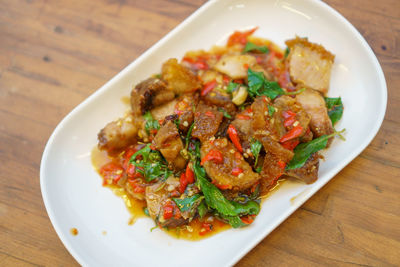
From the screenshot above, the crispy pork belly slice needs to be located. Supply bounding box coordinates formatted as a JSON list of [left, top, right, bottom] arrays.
[[296, 88, 334, 145], [200, 138, 260, 191], [214, 54, 257, 79], [192, 102, 223, 142], [130, 77, 174, 116], [145, 178, 187, 228], [162, 58, 201, 94], [153, 120, 186, 170], [98, 114, 140, 152], [286, 37, 335, 95], [285, 153, 320, 184], [259, 152, 285, 193]]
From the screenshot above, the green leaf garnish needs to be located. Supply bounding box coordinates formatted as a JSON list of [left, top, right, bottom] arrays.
[[197, 200, 208, 219], [325, 97, 343, 125], [286, 129, 346, 170], [218, 108, 232, 119], [243, 41, 269, 54], [143, 111, 160, 134], [284, 47, 290, 58], [173, 194, 203, 213], [250, 139, 262, 166], [247, 68, 285, 100], [130, 144, 172, 182], [267, 104, 275, 117], [226, 81, 240, 94]]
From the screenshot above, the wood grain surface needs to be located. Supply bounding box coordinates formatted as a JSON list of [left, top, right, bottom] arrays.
[[0, 0, 399, 266]]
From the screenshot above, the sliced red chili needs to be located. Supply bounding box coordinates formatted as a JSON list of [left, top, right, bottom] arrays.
[[236, 114, 251, 120], [179, 172, 188, 194], [231, 167, 244, 176], [241, 215, 255, 225], [99, 162, 124, 185], [227, 124, 243, 153], [281, 139, 300, 151], [282, 110, 296, 119], [199, 222, 213, 236], [200, 149, 224, 166], [279, 125, 303, 143], [201, 79, 217, 96], [163, 201, 174, 220], [216, 184, 232, 190], [277, 160, 286, 169], [186, 164, 195, 184], [283, 116, 296, 127], [227, 27, 258, 46], [204, 111, 215, 118]]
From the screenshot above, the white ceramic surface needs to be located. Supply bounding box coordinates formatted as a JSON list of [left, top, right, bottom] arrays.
[[40, 0, 387, 266]]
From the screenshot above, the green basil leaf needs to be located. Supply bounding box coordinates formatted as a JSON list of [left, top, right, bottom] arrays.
[[197, 200, 208, 219], [173, 194, 203, 213], [230, 200, 260, 216], [284, 47, 290, 58], [217, 213, 247, 228], [218, 108, 232, 119], [243, 41, 269, 54], [250, 139, 262, 166], [325, 97, 343, 125], [143, 111, 160, 134], [226, 81, 240, 94], [247, 68, 284, 100], [267, 104, 275, 117]]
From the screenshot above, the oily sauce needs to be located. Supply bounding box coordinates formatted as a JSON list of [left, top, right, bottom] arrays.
[[91, 146, 230, 240]]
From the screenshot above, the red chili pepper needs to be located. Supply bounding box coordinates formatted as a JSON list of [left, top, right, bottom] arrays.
[[282, 110, 296, 119], [201, 150, 223, 166], [163, 201, 174, 220], [281, 139, 300, 151], [241, 215, 255, 225], [216, 184, 232, 190], [277, 160, 286, 169], [227, 27, 258, 46], [233, 79, 244, 84], [236, 114, 251, 120], [128, 178, 145, 193], [99, 162, 124, 185], [204, 111, 215, 118], [186, 164, 195, 184], [227, 124, 243, 153], [182, 57, 209, 70], [201, 79, 217, 96], [175, 100, 189, 115], [234, 151, 242, 160], [231, 167, 244, 176], [279, 125, 303, 143], [243, 63, 249, 70], [179, 172, 188, 194], [199, 222, 213, 236], [256, 56, 262, 64], [150, 129, 158, 135], [283, 117, 296, 127], [223, 75, 230, 84]]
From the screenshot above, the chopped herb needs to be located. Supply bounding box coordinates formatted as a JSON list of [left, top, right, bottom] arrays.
[[325, 97, 343, 125], [286, 129, 346, 170], [197, 200, 208, 219], [284, 47, 290, 58], [247, 68, 285, 100], [174, 118, 180, 129], [143, 207, 150, 217], [227, 81, 240, 94], [243, 41, 269, 54], [218, 108, 232, 119], [267, 104, 275, 117], [173, 194, 203, 213], [250, 139, 262, 166], [255, 166, 262, 173], [143, 111, 160, 134], [130, 144, 172, 182], [185, 122, 195, 150]]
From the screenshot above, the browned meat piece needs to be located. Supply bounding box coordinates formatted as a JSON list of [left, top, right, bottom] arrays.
[[255, 134, 294, 163], [251, 96, 269, 132], [98, 114, 140, 152], [203, 90, 236, 113], [296, 88, 334, 145], [286, 37, 335, 95], [175, 93, 199, 132], [200, 138, 260, 191], [153, 120, 186, 170], [214, 54, 257, 79], [259, 152, 285, 194], [285, 153, 320, 184], [150, 99, 178, 121], [273, 95, 312, 140], [162, 58, 201, 94], [192, 103, 223, 142], [145, 178, 187, 228], [130, 78, 174, 115]]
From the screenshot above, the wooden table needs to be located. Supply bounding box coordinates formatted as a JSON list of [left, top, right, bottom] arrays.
[[1, 0, 399, 266]]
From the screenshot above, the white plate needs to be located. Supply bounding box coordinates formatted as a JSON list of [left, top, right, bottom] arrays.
[[40, 0, 387, 266]]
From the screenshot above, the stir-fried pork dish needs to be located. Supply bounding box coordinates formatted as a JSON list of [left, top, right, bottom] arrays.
[[93, 27, 344, 238]]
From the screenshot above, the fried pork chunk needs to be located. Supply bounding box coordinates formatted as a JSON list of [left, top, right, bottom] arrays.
[[162, 58, 201, 94], [286, 37, 335, 95], [296, 88, 334, 145], [201, 138, 260, 191], [192, 103, 223, 142]]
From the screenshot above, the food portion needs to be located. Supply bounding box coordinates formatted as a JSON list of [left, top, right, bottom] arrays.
[[93, 28, 344, 239]]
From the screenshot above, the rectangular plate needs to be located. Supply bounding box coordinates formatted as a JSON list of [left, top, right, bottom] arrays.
[[40, 0, 387, 266]]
